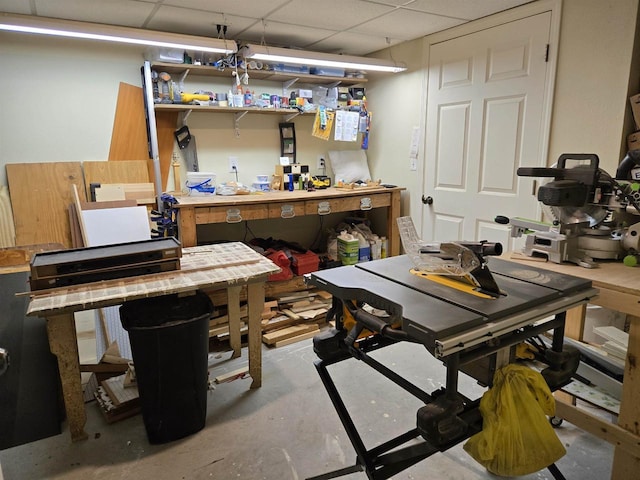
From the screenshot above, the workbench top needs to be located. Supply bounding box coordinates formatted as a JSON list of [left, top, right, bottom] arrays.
[[26, 242, 279, 316], [173, 186, 405, 207]]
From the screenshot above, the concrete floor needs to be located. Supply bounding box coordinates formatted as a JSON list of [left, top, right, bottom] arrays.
[[0, 336, 614, 480]]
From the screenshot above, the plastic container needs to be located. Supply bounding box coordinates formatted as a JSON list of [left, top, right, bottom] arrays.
[[256, 174, 269, 183], [355, 231, 370, 262], [119, 291, 213, 444], [337, 231, 359, 265], [252, 182, 270, 192], [186, 172, 216, 196]]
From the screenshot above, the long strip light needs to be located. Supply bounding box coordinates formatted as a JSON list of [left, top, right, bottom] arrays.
[[0, 13, 237, 54], [243, 44, 406, 73]]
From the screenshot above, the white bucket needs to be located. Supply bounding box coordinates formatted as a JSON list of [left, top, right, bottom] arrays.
[[186, 172, 216, 196]]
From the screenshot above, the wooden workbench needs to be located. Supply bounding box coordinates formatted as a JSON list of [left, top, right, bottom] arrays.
[[504, 253, 640, 479], [174, 186, 405, 254], [26, 242, 280, 442]]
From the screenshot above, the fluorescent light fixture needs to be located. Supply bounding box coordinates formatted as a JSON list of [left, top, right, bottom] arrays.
[[0, 13, 237, 54], [243, 44, 406, 73]]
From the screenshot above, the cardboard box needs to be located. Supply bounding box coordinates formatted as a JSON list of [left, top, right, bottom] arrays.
[[630, 94, 640, 130]]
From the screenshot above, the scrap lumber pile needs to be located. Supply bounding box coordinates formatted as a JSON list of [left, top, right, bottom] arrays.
[[207, 288, 332, 348]]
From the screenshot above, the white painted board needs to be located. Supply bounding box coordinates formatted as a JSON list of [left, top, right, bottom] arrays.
[[81, 206, 150, 247]]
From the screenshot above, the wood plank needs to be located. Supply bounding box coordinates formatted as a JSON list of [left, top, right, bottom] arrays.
[[214, 366, 249, 384], [83, 160, 151, 200], [273, 329, 320, 348], [227, 286, 242, 357], [0, 185, 16, 248], [156, 111, 179, 193], [555, 399, 640, 459], [594, 326, 629, 347], [247, 282, 264, 389], [95, 183, 155, 204], [108, 82, 150, 162], [7, 162, 85, 248], [612, 316, 640, 478], [262, 324, 317, 345]]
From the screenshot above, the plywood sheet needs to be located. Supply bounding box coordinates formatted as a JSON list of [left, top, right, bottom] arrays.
[[108, 82, 150, 162], [7, 162, 85, 248], [83, 160, 151, 199]]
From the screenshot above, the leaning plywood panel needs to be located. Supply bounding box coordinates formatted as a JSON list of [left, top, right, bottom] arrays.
[[83, 160, 150, 199], [7, 162, 85, 248], [0, 185, 16, 247], [108, 83, 149, 163]]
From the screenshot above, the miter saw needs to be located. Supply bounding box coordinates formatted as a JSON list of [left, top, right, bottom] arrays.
[[506, 153, 640, 268]]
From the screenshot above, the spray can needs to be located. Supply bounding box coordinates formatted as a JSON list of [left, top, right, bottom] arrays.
[[380, 236, 388, 258]]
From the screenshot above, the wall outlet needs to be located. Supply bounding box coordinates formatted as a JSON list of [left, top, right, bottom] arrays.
[[317, 155, 325, 169], [228, 156, 239, 173]]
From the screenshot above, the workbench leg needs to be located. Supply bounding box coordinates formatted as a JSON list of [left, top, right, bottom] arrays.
[[178, 206, 197, 247], [227, 286, 242, 359], [611, 315, 640, 480], [247, 282, 265, 389], [388, 190, 402, 256], [46, 313, 88, 442]]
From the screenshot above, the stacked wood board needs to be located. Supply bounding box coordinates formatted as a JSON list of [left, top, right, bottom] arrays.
[[207, 288, 331, 348]]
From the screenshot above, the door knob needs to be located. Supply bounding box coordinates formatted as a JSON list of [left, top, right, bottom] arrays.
[[421, 195, 433, 205], [0, 348, 9, 376]]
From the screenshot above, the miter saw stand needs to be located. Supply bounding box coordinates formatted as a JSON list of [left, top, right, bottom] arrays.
[[504, 153, 640, 268]]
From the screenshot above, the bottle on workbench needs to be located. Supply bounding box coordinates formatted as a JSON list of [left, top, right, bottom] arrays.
[[355, 231, 370, 262]]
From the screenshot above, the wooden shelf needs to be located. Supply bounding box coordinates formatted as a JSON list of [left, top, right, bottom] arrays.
[[154, 104, 302, 115], [150, 61, 368, 86]]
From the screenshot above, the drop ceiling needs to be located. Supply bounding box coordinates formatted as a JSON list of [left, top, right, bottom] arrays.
[[0, 0, 534, 55]]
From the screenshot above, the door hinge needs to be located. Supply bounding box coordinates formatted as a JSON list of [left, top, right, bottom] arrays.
[[545, 44, 550, 62]]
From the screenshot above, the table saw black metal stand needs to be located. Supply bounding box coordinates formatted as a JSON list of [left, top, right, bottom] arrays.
[[305, 303, 571, 480]]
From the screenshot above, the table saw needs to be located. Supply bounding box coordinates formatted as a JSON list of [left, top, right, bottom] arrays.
[[305, 254, 598, 480]]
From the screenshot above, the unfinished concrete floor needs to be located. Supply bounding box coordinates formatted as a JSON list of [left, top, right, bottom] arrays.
[[0, 337, 614, 480]]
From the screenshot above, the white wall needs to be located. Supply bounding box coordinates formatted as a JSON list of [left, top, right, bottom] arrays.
[[0, 32, 361, 190], [548, 0, 639, 172], [366, 0, 639, 234]]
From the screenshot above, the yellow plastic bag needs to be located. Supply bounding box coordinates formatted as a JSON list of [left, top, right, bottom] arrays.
[[463, 363, 566, 476]]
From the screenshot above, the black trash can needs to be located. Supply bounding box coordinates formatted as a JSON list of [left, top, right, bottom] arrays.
[[120, 290, 213, 444]]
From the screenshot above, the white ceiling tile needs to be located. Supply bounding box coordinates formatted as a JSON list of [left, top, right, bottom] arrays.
[[161, 0, 292, 19], [352, 9, 464, 40], [239, 20, 336, 49], [399, 0, 533, 20], [2, 0, 535, 55], [266, 0, 395, 31], [34, 0, 154, 27], [148, 5, 254, 38], [309, 31, 401, 56]]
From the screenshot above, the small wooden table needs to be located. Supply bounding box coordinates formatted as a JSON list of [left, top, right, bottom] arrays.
[[504, 253, 640, 479], [26, 242, 280, 442]]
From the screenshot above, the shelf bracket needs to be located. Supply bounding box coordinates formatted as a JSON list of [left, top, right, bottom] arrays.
[[179, 109, 193, 126], [234, 111, 248, 137], [283, 78, 299, 97], [283, 112, 300, 122]]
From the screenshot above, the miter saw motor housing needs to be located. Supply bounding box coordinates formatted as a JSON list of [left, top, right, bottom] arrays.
[[516, 153, 640, 267]]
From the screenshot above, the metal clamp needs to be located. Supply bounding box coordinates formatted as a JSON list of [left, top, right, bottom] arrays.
[[280, 204, 295, 219], [317, 201, 331, 215], [360, 197, 372, 211], [226, 208, 242, 223]]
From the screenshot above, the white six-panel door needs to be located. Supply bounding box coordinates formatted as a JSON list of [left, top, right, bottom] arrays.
[[422, 12, 553, 250]]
